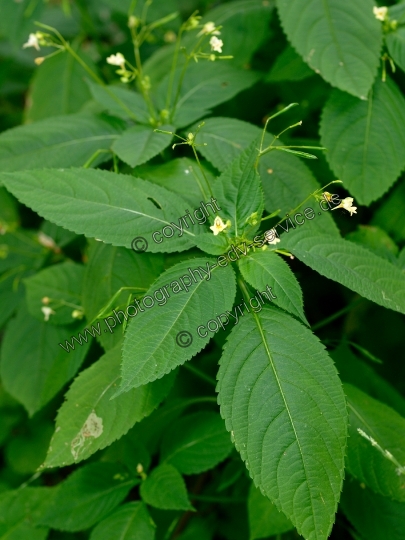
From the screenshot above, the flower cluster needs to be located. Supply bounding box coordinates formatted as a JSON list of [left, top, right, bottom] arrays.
[[106, 53, 136, 83], [373, 6, 388, 21]]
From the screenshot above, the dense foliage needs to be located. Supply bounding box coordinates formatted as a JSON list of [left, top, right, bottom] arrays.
[[1, 1, 405, 539]]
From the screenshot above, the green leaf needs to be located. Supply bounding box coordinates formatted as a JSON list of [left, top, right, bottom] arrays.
[[38, 463, 137, 532], [341, 477, 405, 540], [44, 345, 175, 468], [0, 230, 47, 274], [134, 157, 215, 208], [280, 229, 405, 315], [0, 487, 50, 540], [212, 141, 263, 237], [161, 411, 233, 474], [344, 384, 405, 502], [266, 45, 314, 82], [217, 306, 347, 540], [371, 180, 405, 243], [0, 168, 201, 253], [118, 258, 236, 394], [386, 27, 405, 74], [332, 344, 405, 418], [82, 241, 164, 350], [0, 303, 90, 416], [25, 261, 85, 326], [238, 250, 307, 324], [156, 63, 260, 128], [89, 502, 155, 540], [194, 117, 339, 236], [345, 225, 398, 263], [112, 124, 175, 168], [276, 0, 382, 97], [0, 186, 19, 232], [0, 113, 123, 171], [25, 48, 95, 122], [140, 464, 193, 511], [248, 484, 293, 540], [87, 81, 150, 124], [320, 77, 405, 205]]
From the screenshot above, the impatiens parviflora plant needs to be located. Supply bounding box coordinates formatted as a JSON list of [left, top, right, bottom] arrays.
[[2, 1, 405, 539]]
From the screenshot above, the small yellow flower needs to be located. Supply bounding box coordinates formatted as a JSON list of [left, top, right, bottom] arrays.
[[106, 53, 126, 69], [332, 197, 357, 216], [264, 229, 280, 245], [210, 216, 228, 235], [373, 6, 388, 21], [210, 36, 223, 53], [34, 57, 45, 65], [41, 306, 55, 322], [23, 33, 40, 51]]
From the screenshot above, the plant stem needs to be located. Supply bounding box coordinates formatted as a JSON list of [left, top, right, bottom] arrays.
[[183, 363, 216, 386], [312, 297, 363, 331]]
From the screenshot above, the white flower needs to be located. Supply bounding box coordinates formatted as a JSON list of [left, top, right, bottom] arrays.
[[210, 216, 228, 235], [373, 6, 388, 21], [264, 229, 280, 245], [106, 53, 126, 69], [198, 21, 220, 36], [23, 33, 40, 51], [41, 306, 55, 322], [332, 197, 357, 216], [210, 36, 223, 53]]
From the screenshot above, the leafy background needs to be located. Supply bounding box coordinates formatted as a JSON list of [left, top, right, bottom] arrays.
[[0, 0, 405, 539]]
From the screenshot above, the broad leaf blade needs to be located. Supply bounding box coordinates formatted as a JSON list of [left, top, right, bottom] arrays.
[[276, 0, 382, 97], [238, 250, 307, 324], [345, 384, 405, 502], [88, 81, 150, 124], [217, 306, 347, 540], [280, 230, 405, 315], [0, 487, 50, 540], [320, 77, 405, 205], [44, 345, 175, 468], [0, 113, 123, 171], [112, 124, 174, 168], [119, 259, 236, 393], [161, 411, 233, 474], [38, 463, 137, 532], [1, 168, 201, 253], [89, 502, 155, 540], [248, 484, 293, 540], [140, 464, 193, 511]]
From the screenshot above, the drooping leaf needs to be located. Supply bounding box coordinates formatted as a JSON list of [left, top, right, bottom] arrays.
[[112, 124, 174, 168], [320, 77, 405, 205], [266, 45, 314, 82], [344, 384, 405, 502], [89, 502, 155, 540], [248, 484, 293, 540], [0, 168, 201, 253], [277, 0, 382, 97], [87, 81, 150, 124], [280, 229, 405, 315], [0, 487, 51, 540], [44, 345, 175, 468], [212, 141, 264, 237], [0, 303, 90, 416], [140, 464, 193, 511], [25, 48, 95, 122], [238, 250, 307, 324], [217, 306, 347, 540], [156, 63, 260, 128], [25, 261, 85, 326], [0, 113, 123, 171], [161, 411, 233, 474], [341, 477, 405, 540], [38, 463, 137, 532], [118, 258, 236, 394]]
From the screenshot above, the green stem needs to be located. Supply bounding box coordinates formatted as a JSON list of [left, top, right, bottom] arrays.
[[83, 149, 111, 169], [312, 297, 363, 331], [183, 363, 216, 386], [191, 146, 213, 199]]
